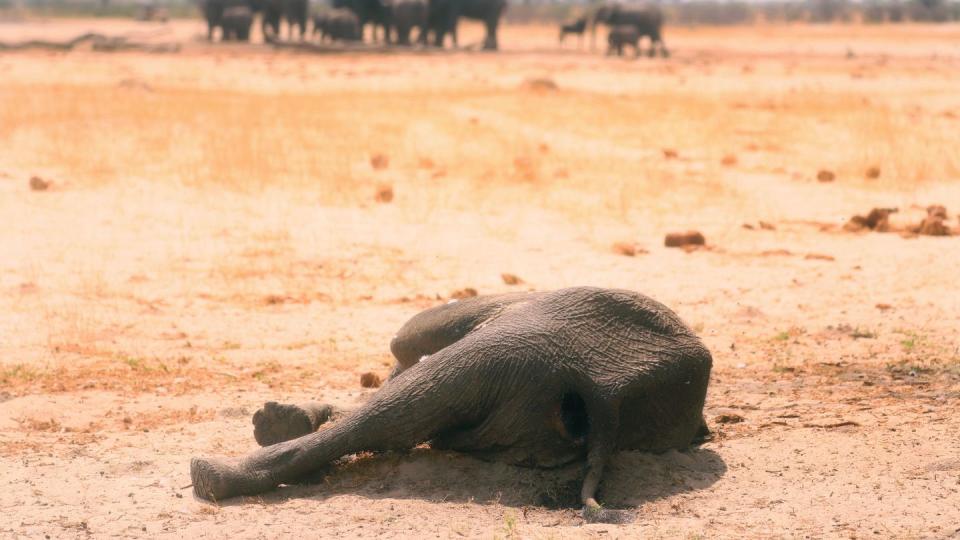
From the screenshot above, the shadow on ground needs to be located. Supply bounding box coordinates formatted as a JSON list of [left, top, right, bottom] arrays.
[[215, 445, 726, 520]]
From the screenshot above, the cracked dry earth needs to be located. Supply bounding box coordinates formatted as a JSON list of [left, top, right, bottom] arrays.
[[2, 19, 960, 539]]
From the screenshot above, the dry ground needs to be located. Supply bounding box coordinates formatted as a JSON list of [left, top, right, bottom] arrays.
[[1, 18, 960, 539]]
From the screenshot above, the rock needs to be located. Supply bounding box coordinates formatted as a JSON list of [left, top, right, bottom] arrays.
[[450, 288, 478, 300], [360, 372, 382, 388], [611, 242, 638, 257], [804, 253, 835, 261], [664, 231, 706, 248], [370, 154, 389, 170], [759, 221, 776, 230], [714, 413, 744, 424], [875, 303, 892, 311], [817, 169, 835, 182], [374, 184, 394, 203], [29, 176, 50, 191], [865, 166, 881, 179], [662, 148, 678, 159], [501, 273, 523, 285]]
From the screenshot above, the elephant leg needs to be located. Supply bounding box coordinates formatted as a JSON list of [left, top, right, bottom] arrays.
[[251, 401, 345, 446], [388, 292, 540, 378], [191, 358, 483, 501], [207, 22, 215, 41], [483, 18, 498, 50]]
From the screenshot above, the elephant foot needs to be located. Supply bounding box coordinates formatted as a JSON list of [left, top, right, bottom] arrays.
[[190, 457, 274, 502], [252, 401, 335, 447], [581, 504, 635, 525]]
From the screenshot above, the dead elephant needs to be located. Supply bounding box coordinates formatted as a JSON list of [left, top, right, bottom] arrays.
[[190, 287, 713, 516]]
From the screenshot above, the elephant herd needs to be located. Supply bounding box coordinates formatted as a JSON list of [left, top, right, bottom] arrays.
[[201, 0, 507, 49], [202, 0, 669, 55], [559, 4, 669, 58]]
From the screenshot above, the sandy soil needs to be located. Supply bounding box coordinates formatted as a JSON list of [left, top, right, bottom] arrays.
[[1, 17, 960, 539]]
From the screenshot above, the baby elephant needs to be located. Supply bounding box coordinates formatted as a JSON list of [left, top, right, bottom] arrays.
[[190, 287, 712, 516], [607, 24, 641, 57], [220, 6, 253, 41]]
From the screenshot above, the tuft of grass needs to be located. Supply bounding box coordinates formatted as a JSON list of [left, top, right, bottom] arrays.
[[850, 327, 878, 339]]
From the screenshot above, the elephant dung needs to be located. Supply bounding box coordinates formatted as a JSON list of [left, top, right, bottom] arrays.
[[664, 231, 706, 248]]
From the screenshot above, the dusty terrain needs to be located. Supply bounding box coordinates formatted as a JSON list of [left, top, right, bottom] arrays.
[[2, 17, 960, 539]]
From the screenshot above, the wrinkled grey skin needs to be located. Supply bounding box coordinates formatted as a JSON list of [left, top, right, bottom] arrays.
[[220, 6, 254, 41], [386, 0, 428, 46], [590, 3, 668, 57], [190, 287, 712, 514], [606, 24, 640, 57], [312, 9, 362, 42]]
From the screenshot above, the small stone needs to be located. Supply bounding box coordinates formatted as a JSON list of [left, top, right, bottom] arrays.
[[714, 413, 744, 424], [370, 154, 389, 170], [662, 148, 678, 159], [501, 273, 523, 285], [29, 176, 50, 191], [374, 184, 394, 203], [450, 288, 478, 300], [865, 166, 881, 179], [817, 170, 835, 182], [611, 242, 637, 257]]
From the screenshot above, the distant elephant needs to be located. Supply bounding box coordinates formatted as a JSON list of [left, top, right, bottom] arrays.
[[201, 0, 254, 41], [261, 0, 308, 40], [426, 0, 506, 50], [590, 3, 668, 57], [559, 15, 586, 47], [190, 287, 713, 515], [606, 24, 639, 57], [219, 6, 253, 40], [312, 9, 362, 42], [333, 0, 390, 42], [386, 0, 428, 46]]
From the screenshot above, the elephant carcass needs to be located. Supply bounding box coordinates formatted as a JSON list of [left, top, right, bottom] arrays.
[[190, 287, 713, 514]]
